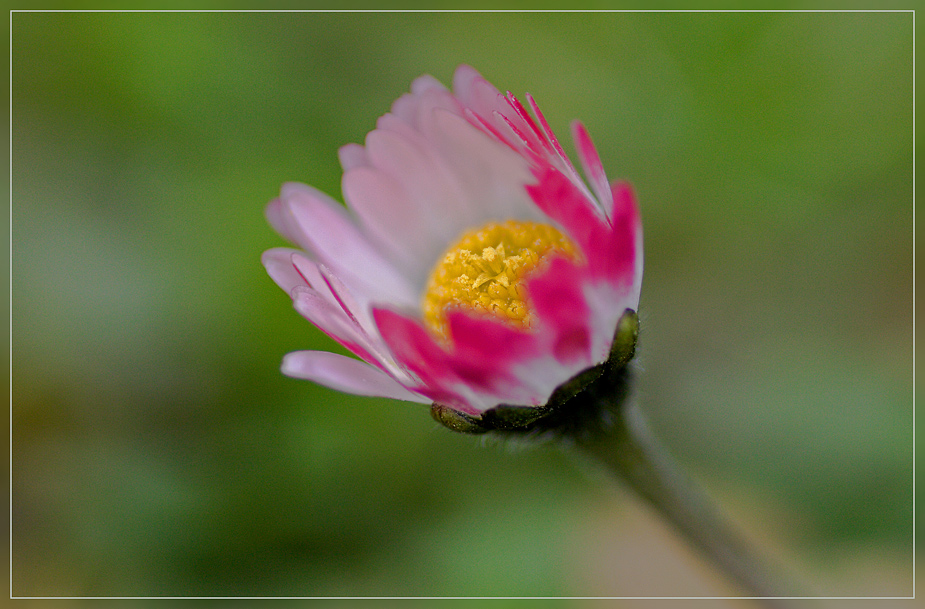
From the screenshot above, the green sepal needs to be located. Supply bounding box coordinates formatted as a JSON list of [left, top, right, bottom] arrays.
[[609, 307, 639, 369], [431, 309, 639, 435], [430, 403, 489, 434]]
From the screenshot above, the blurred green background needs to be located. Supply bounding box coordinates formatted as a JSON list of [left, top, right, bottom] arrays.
[[11, 11, 913, 598]]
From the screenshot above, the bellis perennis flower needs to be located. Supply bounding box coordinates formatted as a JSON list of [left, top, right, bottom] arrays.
[[262, 65, 643, 423]]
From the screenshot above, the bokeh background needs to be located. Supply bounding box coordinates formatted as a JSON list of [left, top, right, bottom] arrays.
[[11, 10, 913, 599]]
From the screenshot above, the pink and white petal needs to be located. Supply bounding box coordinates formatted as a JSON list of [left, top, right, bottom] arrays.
[[372, 307, 491, 412], [265, 197, 305, 246], [444, 313, 559, 409], [501, 350, 585, 406], [292, 287, 366, 343], [449, 67, 548, 157], [374, 306, 563, 413], [281, 350, 430, 403], [443, 312, 536, 393], [289, 252, 336, 301], [524, 166, 639, 290], [290, 285, 406, 376], [341, 166, 431, 276], [451, 66, 515, 128], [313, 261, 389, 341], [373, 308, 454, 385], [528, 257, 594, 365], [426, 109, 543, 223], [390, 86, 462, 129], [582, 282, 638, 361], [590, 181, 642, 288], [617, 181, 644, 295], [280, 182, 417, 305], [410, 73, 448, 95], [338, 143, 369, 171], [262, 247, 309, 294], [363, 128, 476, 261], [525, 166, 610, 253], [524, 94, 571, 164], [288, 254, 406, 374], [446, 311, 535, 364], [571, 121, 614, 215]]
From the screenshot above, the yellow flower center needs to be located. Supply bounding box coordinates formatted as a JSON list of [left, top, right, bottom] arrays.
[[422, 220, 579, 339]]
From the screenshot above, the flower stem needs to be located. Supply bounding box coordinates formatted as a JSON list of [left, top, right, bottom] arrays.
[[436, 310, 800, 602], [568, 396, 798, 604]]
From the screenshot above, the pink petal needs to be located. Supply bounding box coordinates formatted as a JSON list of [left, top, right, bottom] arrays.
[[527, 257, 592, 364], [592, 181, 642, 288], [525, 165, 606, 249], [526, 166, 638, 285], [504, 93, 548, 151], [373, 307, 550, 414], [572, 121, 614, 215], [372, 308, 488, 413], [610, 180, 645, 300], [373, 308, 455, 385], [526, 93, 573, 170], [446, 310, 535, 362], [281, 350, 429, 403], [451, 66, 546, 157], [524, 94, 600, 207], [443, 311, 536, 389]]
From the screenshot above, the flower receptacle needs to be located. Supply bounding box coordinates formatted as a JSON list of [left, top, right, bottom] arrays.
[[431, 308, 639, 435]]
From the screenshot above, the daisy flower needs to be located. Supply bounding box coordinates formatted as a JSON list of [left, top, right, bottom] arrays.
[[262, 65, 642, 421]]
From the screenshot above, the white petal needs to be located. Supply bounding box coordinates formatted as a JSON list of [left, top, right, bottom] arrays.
[[281, 350, 429, 403]]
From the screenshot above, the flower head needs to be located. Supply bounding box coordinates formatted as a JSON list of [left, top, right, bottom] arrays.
[[262, 65, 643, 419]]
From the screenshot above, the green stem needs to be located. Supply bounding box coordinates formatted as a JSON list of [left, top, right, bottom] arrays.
[[569, 399, 798, 604], [435, 311, 801, 602]]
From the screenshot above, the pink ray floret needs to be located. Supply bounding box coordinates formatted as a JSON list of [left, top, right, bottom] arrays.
[[262, 65, 643, 415]]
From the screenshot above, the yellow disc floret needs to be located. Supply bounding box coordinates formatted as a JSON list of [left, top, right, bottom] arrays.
[[422, 220, 579, 339]]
